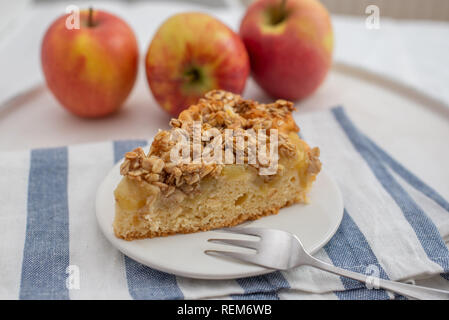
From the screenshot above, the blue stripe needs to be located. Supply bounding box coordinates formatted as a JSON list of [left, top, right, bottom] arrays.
[[233, 272, 290, 300], [123, 258, 185, 299], [324, 210, 390, 300], [113, 140, 184, 300], [232, 292, 279, 300], [20, 147, 70, 299], [364, 135, 449, 214], [394, 293, 408, 300], [333, 107, 449, 272], [365, 133, 449, 284], [337, 288, 396, 300]]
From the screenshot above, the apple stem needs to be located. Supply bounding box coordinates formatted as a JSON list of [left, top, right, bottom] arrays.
[[87, 7, 94, 27]]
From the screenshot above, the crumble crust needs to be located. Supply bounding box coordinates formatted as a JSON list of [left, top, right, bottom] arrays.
[[119, 90, 321, 199]]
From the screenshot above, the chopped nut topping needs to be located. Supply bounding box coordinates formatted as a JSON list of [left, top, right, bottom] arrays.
[[151, 158, 165, 174], [308, 147, 322, 175], [119, 90, 316, 197]]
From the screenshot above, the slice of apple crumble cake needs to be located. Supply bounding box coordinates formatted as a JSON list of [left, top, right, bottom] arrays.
[[113, 90, 321, 240]]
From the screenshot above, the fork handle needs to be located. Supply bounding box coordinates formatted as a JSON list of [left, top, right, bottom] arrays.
[[308, 257, 449, 300]]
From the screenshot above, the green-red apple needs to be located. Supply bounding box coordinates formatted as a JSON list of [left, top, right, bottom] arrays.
[[145, 12, 250, 117], [240, 0, 333, 100], [41, 9, 138, 117]]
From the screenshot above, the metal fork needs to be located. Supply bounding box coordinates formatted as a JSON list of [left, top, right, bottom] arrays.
[[205, 227, 449, 300]]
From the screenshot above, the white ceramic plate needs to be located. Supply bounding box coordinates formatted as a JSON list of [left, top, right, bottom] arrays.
[[96, 147, 344, 279]]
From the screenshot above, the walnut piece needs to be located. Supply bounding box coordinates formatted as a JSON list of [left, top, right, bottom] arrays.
[[120, 90, 316, 197]]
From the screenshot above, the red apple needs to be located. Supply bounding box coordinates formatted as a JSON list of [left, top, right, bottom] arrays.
[[145, 12, 250, 117], [240, 0, 333, 100], [41, 9, 138, 117]]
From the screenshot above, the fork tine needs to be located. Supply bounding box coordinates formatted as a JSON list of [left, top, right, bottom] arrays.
[[215, 227, 266, 237], [208, 238, 259, 250]]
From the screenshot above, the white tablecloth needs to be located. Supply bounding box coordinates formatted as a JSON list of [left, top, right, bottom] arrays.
[[0, 0, 448, 296]]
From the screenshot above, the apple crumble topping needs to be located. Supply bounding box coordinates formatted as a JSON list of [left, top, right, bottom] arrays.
[[119, 90, 320, 197]]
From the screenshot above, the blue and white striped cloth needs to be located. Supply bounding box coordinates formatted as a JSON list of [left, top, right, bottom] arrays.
[[1, 107, 448, 300]]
